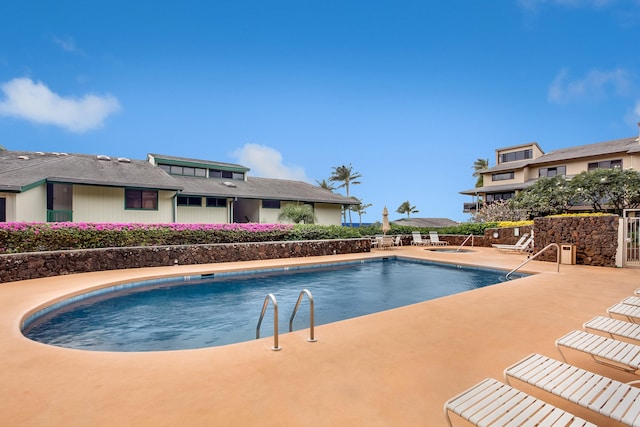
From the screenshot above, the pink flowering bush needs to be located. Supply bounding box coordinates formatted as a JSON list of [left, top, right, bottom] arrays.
[[0, 222, 296, 254]]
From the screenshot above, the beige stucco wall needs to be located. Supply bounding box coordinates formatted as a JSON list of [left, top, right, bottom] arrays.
[[260, 205, 282, 223], [14, 185, 46, 222], [482, 169, 524, 189], [0, 193, 17, 222], [261, 202, 342, 225], [314, 203, 342, 226], [72, 186, 175, 223], [176, 205, 228, 224], [627, 152, 640, 170]]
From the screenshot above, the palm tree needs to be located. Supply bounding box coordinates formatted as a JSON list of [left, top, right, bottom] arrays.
[[396, 201, 419, 218], [315, 179, 336, 191], [329, 164, 362, 226], [350, 197, 372, 227], [472, 158, 489, 188]]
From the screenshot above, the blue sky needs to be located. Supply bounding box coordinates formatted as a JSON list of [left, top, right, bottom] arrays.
[[1, 1, 640, 224]]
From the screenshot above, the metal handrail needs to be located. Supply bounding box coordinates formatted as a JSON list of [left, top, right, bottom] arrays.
[[289, 289, 317, 342], [456, 234, 474, 252], [256, 293, 281, 351], [505, 243, 561, 280]]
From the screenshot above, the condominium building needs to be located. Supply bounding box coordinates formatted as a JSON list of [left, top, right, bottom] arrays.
[[460, 133, 640, 213], [0, 149, 357, 225]]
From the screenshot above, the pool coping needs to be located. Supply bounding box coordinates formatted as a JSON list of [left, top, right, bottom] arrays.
[[1, 246, 638, 426]]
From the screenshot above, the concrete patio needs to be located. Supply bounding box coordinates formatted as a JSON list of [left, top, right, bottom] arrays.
[[0, 245, 638, 426]]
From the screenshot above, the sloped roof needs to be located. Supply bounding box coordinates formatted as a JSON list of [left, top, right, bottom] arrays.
[[173, 175, 358, 205], [148, 153, 249, 171], [483, 136, 640, 173], [459, 180, 537, 195], [0, 150, 181, 192], [0, 150, 356, 206], [528, 136, 640, 164]]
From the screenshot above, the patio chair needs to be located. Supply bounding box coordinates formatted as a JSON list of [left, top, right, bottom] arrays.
[[410, 231, 429, 246], [492, 235, 534, 253], [380, 235, 394, 250], [504, 353, 640, 427], [492, 233, 528, 249], [608, 302, 640, 323], [620, 296, 640, 307], [393, 235, 402, 247], [428, 231, 448, 246], [584, 315, 640, 342], [444, 377, 596, 427], [556, 330, 640, 374]]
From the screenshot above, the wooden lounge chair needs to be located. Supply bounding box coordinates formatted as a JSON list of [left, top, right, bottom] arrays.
[[621, 296, 640, 307], [429, 231, 448, 246], [492, 235, 534, 253], [444, 377, 596, 427], [584, 315, 640, 342], [608, 302, 640, 323], [410, 231, 429, 246], [504, 353, 640, 427], [492, 233, 528, 249], [556, 330, 640, 374]]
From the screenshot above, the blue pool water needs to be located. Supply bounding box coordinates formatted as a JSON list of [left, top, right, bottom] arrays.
[[23, 258, 521, 352]]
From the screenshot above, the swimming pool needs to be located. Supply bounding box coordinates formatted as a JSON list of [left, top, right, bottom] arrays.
[[23, 257, 523, 352]]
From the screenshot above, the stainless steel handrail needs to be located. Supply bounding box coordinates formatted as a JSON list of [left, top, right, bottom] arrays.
[[505, 243, 561, 280], [289, 289, 317, 342], [256, 293, 281, 351], [456, 234, 474, 252]]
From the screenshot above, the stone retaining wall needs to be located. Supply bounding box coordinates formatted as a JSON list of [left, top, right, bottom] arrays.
[[533, 216, 618, 267], [0, 239, 370, 284], [482, 226, 533, 247]]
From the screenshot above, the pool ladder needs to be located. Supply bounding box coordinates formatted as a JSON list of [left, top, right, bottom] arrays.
[[255, 289, 316, 351]]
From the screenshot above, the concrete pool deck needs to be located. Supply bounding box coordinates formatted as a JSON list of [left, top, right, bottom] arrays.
[[1, 246, 638, 426]]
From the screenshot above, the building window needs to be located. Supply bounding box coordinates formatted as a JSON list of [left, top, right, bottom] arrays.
[[158, 163, 206, 177], [486, 192, 515, 202], [262, 200, 281, 209], [206, 197, 226, 207], [539, 166, 566, 177], [177, 196, 202, 206], [125, 189, 158, 210], [588, 159, 622, 171], [499, 149, 532, 163], [209, 169, 244, 180], [492, 171, 515, 181]]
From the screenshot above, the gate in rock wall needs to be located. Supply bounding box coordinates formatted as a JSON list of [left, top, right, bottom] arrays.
[[624, 209, 640, 267]]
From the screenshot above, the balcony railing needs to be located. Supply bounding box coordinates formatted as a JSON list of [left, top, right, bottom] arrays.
[[47, 210, 73, 222], [463, 202, 483, 213]]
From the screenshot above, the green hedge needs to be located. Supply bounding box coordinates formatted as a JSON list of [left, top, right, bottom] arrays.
[[0, 222, 493, 254]]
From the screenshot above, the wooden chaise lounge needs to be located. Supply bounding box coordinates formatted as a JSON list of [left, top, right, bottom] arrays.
[[444, 377, 596, 426], [505, 353, 640, 427]]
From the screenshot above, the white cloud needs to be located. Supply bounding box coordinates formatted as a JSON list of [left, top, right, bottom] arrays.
[[52, 36, 83, 54], [548, 68, 631, 104], [231, 143, 309, 182], [627, 100, 640, 125], [0, 77, 120, 132]]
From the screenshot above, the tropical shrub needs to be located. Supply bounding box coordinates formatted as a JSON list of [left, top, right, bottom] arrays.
[[0, 222, 293, 254]]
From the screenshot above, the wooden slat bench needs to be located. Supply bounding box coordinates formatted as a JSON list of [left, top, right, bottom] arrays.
[[444, 377, 596, 426], [556, 330, 640, 374], [584, 316, 640, 342], [505, 353, 640, 426]]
